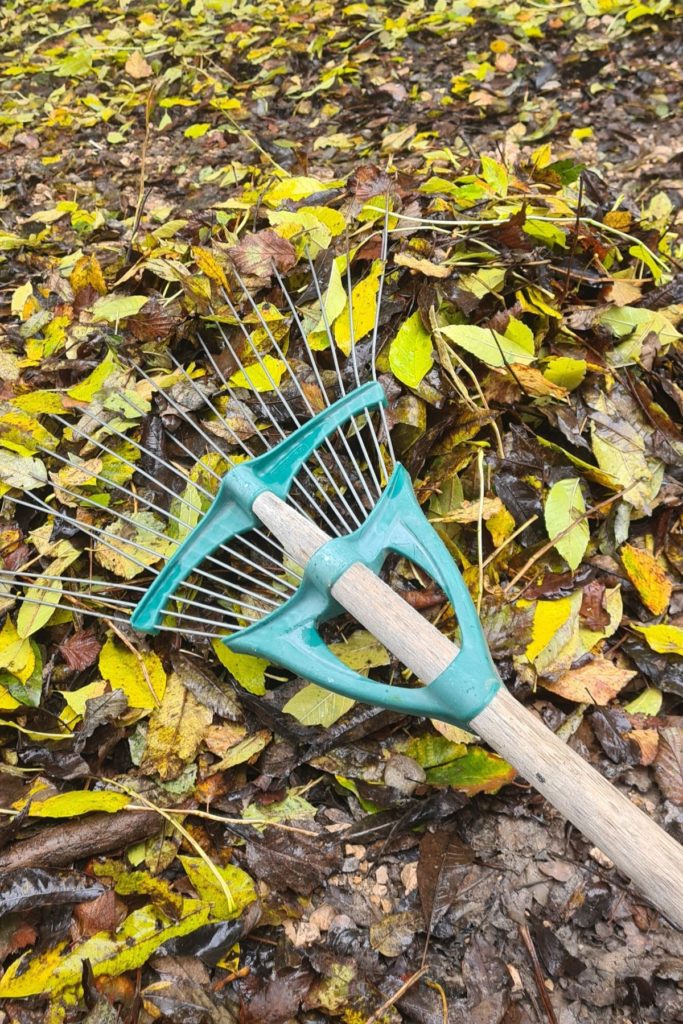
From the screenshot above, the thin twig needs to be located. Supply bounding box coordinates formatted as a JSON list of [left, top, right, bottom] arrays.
[[476, 448, 485, 614], [518, 923, 558, 1024], [503, 489, 626, 595], [364, 967, 429, 1024]]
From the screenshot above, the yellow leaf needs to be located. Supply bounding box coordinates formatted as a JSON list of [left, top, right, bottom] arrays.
[[388, 310, 434, 388], [212, 639, 268, 695], [212, 729, 271, 771], [70, 254, 106, 295], [180, 855, 256, 920], [99, 637, 166, 709], [229, 354, 287, 393], [264, 175, 338, 206], [333, 261, 382, 356], [0, 617, 35, 678], [141, 670, 213, 780], [192, 245, 229, 289], [525, 592, 582, 676], [632, 623, 683, 656], [620, 544, 672, 616], [67, 349, 119, 401], [0, 901, 209, 999], [27, 790, 130, 817], [283, 684, 355, 727], [543, 656, 636, 705]]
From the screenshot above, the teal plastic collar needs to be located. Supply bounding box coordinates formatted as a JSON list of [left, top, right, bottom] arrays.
[[131, 380, 386, 634], [227, 465, 500, 729]]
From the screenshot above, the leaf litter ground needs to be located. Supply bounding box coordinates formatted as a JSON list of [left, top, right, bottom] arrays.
[[1, 1, 683, 1022]]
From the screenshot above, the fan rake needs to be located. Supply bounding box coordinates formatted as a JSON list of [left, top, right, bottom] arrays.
[[2, 226, 683, 929]]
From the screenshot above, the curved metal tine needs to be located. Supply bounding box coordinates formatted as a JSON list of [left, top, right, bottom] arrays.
[[206, 314, 346, 538], [304, 250, 381, 503], [341, 236, 386, 497], [115, 383, 303, 581], [24, 439, 286, 609], [7, 593, 246, 639], [1, 577, 249, 631], [4, 569, 286, 623], [50, 399, 298, 594], [128, 354, 346, 544], [370, 199, 397, 472], [193, 328, 333, 547], [270, 260, 376, 513], [8, 491, 272, 617], [212, 299, 352, 535], [232, 268, 370, 525]]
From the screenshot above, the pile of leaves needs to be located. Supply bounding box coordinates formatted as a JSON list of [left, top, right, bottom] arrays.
[[1, 1, 683, 1022]]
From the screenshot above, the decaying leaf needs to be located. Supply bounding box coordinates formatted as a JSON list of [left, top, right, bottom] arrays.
[[141, 670, 213, 780], [542, 656, 636, 705]]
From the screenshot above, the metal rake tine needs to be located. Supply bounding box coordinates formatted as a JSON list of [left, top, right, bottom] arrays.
[[2, 577, 254, 631], [232, 267, 371, 524], [5, 593, 245, 638], [166, 349, 352, 558], [6, 491, 273, 616], [206, 312, 347, 538], [4, 568, 287, 621], [370, 197, 397, 471], [216, 287, 358, 533], [21, 441, 289, 607], [128, 352, 345, 539], [272, 258, 377, 512], [307, 247, 383, 503], [114, 380, 304, 581]]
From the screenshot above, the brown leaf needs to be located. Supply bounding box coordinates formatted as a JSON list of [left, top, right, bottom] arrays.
[[418, 829, 474, 930], [543, 656, 636, 705], [245, 830, 339, 896], [125, 51, 153, 79], [579, 580, 610, 631], [73, 890, 127, 938], [57, 629, 102, 672], [229, 229, 296, 282], [128, 294, 181, 343], [654, 727, 683, 804]]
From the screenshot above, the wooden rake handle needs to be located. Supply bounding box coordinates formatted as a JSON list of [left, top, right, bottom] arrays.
[[252, 491, 683, 929]]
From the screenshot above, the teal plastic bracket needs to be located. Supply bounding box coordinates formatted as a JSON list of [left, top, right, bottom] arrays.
[[131, 379, 386, 634], [227, 465, 501, 729]]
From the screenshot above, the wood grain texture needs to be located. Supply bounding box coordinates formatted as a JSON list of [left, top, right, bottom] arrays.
[[251, 489, 683, 928]]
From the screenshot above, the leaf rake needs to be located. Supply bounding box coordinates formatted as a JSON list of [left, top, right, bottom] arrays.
[[2, 222, 682, 930]]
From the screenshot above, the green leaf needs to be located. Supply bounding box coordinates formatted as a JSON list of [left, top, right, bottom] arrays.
[[212, 639, 268, 695], [180, 855, 256, 920], [596, 306, 680, 366], [388, 311, 434, 388], [243, 792, 317, 826], [283, 684, 355, 727], [90, 294, 149, 323], [27, 790, 130, 818], [480, 155, 508, 197], [425, 747, 516, 795], [17, 576, 62, 638], [544, 478, 589, 570], [440, 322, 535, 368], [328, 629, 391, 674]]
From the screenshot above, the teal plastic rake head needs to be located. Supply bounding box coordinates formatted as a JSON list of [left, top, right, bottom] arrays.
[[130, 382, 500, 730]]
